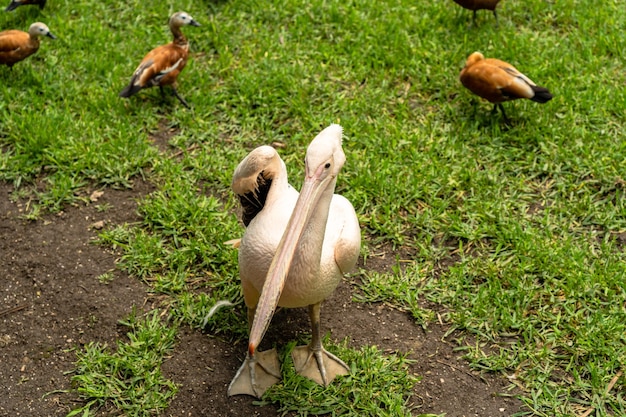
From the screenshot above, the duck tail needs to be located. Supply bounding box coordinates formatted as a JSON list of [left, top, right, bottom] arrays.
[[119, 82, 142, 98], [4, 1, 19, 11], [531, 86, 553, 103]]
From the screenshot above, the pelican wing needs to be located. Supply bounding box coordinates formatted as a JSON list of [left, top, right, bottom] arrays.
[[330, 195, 361, 275]]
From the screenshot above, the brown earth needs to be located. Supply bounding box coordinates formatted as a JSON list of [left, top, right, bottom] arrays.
[[0, 180, 525, 417]]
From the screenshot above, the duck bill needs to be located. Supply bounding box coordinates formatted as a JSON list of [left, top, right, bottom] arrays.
[[247, 172, 330, 355]]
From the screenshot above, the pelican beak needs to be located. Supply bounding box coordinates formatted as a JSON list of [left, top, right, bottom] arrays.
[[247, 164, 333, 356]]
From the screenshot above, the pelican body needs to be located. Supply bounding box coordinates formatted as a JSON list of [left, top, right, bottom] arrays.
[[453, 0, 502, 25], [460, 51, 553, 121], [228, 124, 361, 398], [4, 0, 46, 12], [119, 12, 200, 109], [0, 22, 55, 68]]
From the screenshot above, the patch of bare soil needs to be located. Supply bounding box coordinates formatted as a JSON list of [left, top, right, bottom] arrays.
[[0, 181, 524, 416]]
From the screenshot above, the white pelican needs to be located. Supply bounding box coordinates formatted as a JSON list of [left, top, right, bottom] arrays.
[[228, 124, 361, 398]]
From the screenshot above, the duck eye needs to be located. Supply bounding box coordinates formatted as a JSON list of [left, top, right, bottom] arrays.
[[324, 163, 331, 169]]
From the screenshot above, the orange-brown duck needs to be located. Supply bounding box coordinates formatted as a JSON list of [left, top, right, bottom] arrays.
[[119, 11, 200, 108], [459, 52, 552, 121], [0, 22, 56, 69]]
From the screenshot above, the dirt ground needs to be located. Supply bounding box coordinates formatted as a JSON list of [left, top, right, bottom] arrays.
[[0, 179, 525, 417]]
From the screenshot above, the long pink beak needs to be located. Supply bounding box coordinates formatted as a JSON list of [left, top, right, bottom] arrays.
[[247, 167, 331, 356]]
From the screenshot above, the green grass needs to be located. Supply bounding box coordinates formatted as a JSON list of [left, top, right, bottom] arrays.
[[68, 310, 178, 416], [262, 339, 418, 417], [2, 0, 626, 416]]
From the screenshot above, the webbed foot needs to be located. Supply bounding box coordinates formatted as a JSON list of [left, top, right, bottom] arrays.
[[291, 344, 349, 386], [228, 349, 281, 398]]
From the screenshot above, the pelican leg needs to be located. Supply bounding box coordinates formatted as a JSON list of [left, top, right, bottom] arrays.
[[228, 306, 281, 398], [291, 303, 349, 386]]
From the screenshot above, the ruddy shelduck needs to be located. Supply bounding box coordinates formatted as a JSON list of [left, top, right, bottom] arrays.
[[453, 0, 502, 25], [0, 22, 56, 69], [4, 0, 46, 12], [119, 11, 200, 109], [459, 52, 552, 121]]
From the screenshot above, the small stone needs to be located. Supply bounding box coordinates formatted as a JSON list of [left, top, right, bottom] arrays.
[[91, 220, 105, 230], [89, 190, 104, 202]]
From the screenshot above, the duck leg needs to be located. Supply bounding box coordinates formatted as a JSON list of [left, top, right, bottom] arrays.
[[497, 103, 510, 123], [492, 103, 510, 123], [171, 86, 190, 109], [291, 302, 349, 386]]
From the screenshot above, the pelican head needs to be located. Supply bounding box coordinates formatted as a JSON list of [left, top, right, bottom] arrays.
[[232, 146, 286, 227], [304, 124, 346, 184], [232, 146, 284, 197]]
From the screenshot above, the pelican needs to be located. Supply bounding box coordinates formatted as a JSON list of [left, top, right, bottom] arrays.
[[228, 124, 361, 398], [459, 51, 553, 121]]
